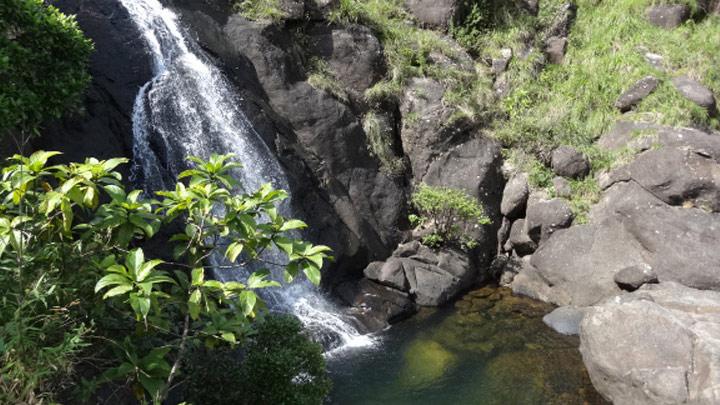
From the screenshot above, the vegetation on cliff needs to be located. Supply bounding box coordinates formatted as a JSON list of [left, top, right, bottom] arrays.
[[0, 0, 93, 139]]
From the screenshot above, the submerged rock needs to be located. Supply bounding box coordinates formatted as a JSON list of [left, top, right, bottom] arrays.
[[543, 306, 587, 336]]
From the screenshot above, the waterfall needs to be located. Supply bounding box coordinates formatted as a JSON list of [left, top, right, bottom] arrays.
[[118, 0, 373, 355]]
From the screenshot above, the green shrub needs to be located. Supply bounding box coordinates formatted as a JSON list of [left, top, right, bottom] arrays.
[[410, 183, 490, 249], [0, 0, 93, 138], [0, 151, 331, 403], [239, 314, 331, 405], [362, 111, 406, 175]]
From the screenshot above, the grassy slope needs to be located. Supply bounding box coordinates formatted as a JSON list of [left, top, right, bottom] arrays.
[[237, 0, 720, 220]]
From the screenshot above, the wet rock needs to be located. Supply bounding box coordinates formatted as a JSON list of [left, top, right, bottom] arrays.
[[363, 260, 410, 291], [646, 4, 691, 29], [544, 36, 568, 64], [614, 75, 659, 112], [614, 264, 658, 291], [551, 146, 590, 178], [525, 198, 574, 243], [580, 282, 720, 405], [552, 176, 572, 198], [501, 173, 529, 219], [337, 278, 417, 333], [506, 219, 537, 256], [672, 76, 718, 116], [543, 306, 587, 336]]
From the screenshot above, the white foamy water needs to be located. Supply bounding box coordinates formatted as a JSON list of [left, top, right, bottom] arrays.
[[119, 0, 374, 354]]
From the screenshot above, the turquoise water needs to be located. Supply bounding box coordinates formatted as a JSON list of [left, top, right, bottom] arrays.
[[327, 287, 608, 405]]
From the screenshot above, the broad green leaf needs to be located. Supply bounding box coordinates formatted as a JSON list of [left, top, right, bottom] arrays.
[[220, 332, 236, 344], [191, 268, 204, 286], [103, 184, 126, 202], [225, 241, 244, 262], [95, 273, 129, 292], [126, 248, 144, 276], [303, 262, 322, 286], [103, 284, 134, 299], [130, 295, 151, 319], [279, 219, 307, 232], [238, 291, 257, 316], [136, 259, 163, 282]]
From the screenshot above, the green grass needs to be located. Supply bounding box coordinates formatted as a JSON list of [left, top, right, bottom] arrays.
[[235, 0, 286, 21], [362, 111, 407, 175], [306, 59, 350, 103], [493, 0, 720, 155], [330, 0, 495, 119]]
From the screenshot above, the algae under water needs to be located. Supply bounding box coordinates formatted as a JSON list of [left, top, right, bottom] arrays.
[[327, 287, 608, 404]]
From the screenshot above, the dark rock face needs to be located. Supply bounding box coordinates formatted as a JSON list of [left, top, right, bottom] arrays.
[[614, 264, 658, 292], [403, 0, 467, 29], [501, 173, 529, 219], [188, 13, 410, 282], [645, 4, 691, 29], [308, 24, 386, 95], [580, 282, 720, 405], [35, 0, 154, 174], [672, 76, 718, 115], [614, 75, 659, 112], [551, 146, 590, 178], [525, 198, 574, 243]]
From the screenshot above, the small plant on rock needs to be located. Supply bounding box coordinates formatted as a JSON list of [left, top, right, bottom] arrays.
[[410, 183, 490, 249]]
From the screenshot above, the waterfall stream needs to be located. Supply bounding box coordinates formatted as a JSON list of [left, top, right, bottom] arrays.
[[118, 0, 373, 355]]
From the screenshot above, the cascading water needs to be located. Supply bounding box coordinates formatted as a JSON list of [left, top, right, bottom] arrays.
[[118, 0, 374, 354]]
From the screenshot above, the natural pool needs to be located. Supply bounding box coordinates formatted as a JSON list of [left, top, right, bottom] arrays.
[[326, 287, 608, 405]]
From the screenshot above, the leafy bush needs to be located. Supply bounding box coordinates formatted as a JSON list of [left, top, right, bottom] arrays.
[[0, 151, 331, 403], [239, 314, 331, 405], [410, 183, 490, 249], [0, 0, 93, 138]]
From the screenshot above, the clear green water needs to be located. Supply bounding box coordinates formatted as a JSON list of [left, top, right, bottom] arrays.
[[327, 287, 608, 405]]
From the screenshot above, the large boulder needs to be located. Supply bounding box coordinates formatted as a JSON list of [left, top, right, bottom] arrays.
[[672, 76, 718, 116], [513, 179, 720, 306], [551, 146, 590, 178], [614, 75, 659, 112], [362, 241, 478, 306], [500, 173, 529, 219], [525, 198, 574, 243], [403, 0, 468, 29], [645, 4, 691, 29], [337, 278, 417, 333], [580, 282, 720, 404]]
